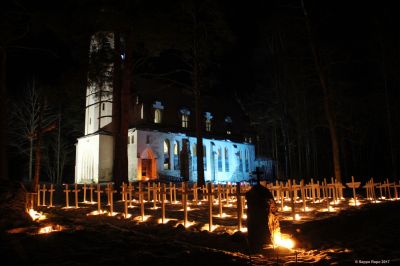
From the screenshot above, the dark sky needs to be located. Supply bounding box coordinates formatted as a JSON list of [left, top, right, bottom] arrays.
[[3, 0, 400, 180]]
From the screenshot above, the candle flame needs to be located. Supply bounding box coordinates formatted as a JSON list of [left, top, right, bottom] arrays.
[[27, 209, 47, 221], [272, 228, 295, 249]]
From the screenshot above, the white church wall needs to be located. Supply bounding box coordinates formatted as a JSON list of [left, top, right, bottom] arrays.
[[75, 135, 100, 183], [132, 128, 255, 183], [98, 134, 114, 182]]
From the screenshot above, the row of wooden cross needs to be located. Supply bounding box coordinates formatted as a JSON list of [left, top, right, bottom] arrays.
[[33, 177, 400, 230], [33, 181, 250, 231]]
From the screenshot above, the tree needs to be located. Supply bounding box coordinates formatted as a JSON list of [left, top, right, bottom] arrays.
[[301, 0, 342, 182]]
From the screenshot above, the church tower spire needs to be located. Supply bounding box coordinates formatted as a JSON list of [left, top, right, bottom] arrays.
[[84, 32, 114, 135]]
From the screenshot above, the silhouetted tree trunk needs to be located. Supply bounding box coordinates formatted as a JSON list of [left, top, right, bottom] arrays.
[[112, 32, 129, 190], [0, 47, 7, 180], [193, 4, 205, 186], [33, 103, 43, 192], [302, 0, 342, 182]]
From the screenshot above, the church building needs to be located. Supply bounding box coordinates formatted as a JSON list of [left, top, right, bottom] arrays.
[[75, 32, 266, 184]]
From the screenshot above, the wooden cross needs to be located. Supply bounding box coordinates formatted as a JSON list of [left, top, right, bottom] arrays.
[[385, 178, 393, 199], [173, 183, 177, 203], [152, 182, 158, 209], [121, 183, 129, 218], [346, 176, 361, 206], [127, 182, 134, 208], [89, 183, 94, 203], [300, 180, 307, 212], [182, 182, 189, 227], [158, 184, 167, 223], [327, 179, 337, 203], [82, 183, 87, 202], [48, 184, 55, 207], [105, 183, 111, 205], [95, 184, 103, 213], [40, 184, 47, 206], [287, 180, 296, 220], [169, 182, 173, 203], [120, 182, 126, 201], [204, 182, 215, 231], [138, 182, 145, 221], [393, 181, 400, 200], [228, 182, 247, 230], [217, 184, 223, 217], [63, 184, 71, 208], [107, 184, 117, 215], [336, 181, 345, 199], [37, 184, 41, 207], [147, 182, 151, 202], [192, 183, 199, 205], [73, 184, 81, 208]]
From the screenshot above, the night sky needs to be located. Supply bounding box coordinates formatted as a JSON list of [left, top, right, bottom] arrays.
[[2, 0, 400, 182]]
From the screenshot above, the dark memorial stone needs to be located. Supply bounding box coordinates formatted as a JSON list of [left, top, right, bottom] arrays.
[[245, 167, 274, 253]]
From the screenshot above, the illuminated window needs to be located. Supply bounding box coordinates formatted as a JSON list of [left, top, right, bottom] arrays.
[[152, 101, 164, 123], [140, 104, 144, 119], [224, 148, 229, 172], [238, 151, 243, 172], [206, 120, 211, 131], [180, 108, 190, 128], [227, 130, 231, 135], [182, 114, 189, 128], [204, 112, 213, 132], [173, 141, 180, 170], [217, 148, 222, 172], [163, 140, 170, 170], [154, 109, 162, 123]]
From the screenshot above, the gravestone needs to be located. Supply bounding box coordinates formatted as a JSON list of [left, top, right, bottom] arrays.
[[245, 167, 275, 253]]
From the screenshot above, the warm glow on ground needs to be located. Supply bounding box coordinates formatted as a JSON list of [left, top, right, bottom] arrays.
[[38, 224, 63, 234], [82, 201, 97, 205], [272, 229, 295, 250], [213, 212, 231, 218], [201, 224, 218, 232], [157, 218, 176, 224], [134, 215, 151, 222], [28, 209, 47, 221], [86, 210, 107, 216], [176, 220, 196, 228], [348, 199, 361, 206]]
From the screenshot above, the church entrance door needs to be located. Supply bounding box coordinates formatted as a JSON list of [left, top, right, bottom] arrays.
[[141, 159, 152, 178]]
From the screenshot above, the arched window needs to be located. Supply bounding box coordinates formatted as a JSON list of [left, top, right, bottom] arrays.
[[238, 151, 243, 172], [245, 149, 249, 172], [163, 139, 170, 170], [154, 109, 162, 123], [203, 145, 207, 171], [173, 141, 180, 170], [217, 148, 222, 172], [180, 108, 190, 128], [205, 119, 211, 131], [224, 147, 229, 172], [182, 114, 189, 128], [204, 112, 213, 132]]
